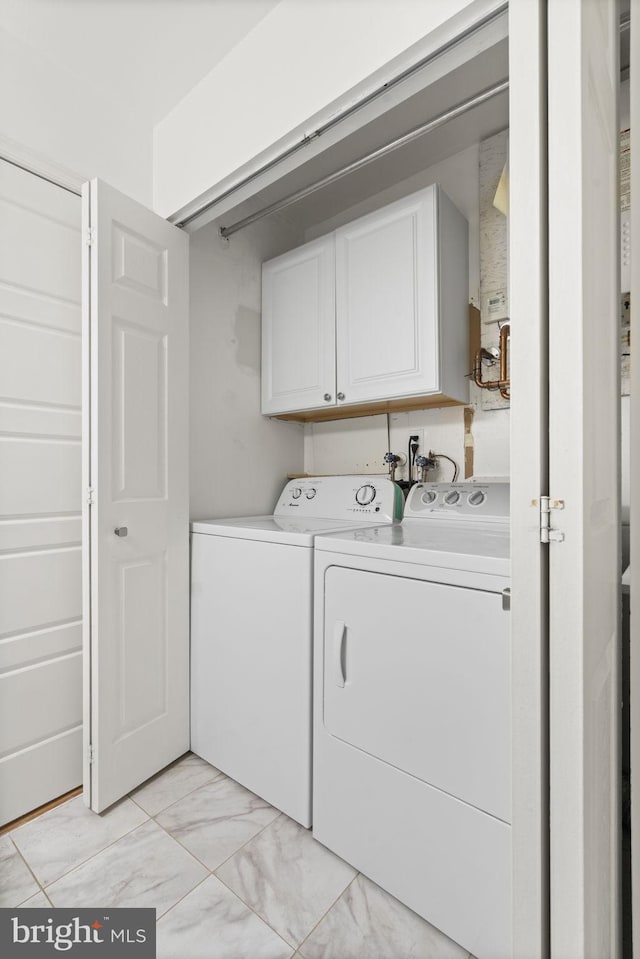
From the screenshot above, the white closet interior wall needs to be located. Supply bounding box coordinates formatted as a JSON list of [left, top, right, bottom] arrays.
[[189, 215, 305, 520]]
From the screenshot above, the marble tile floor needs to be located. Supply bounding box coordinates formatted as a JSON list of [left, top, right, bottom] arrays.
[[2, 754, 475, 959]]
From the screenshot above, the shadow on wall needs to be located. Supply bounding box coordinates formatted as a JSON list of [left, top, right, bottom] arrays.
[[233, 306, 261, 374]]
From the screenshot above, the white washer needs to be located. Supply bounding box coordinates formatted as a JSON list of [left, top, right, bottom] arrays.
[[190, 476, 401, 828], [312, 481, 511, 959]]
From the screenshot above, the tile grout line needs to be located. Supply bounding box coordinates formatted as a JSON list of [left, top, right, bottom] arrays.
[[29, 813, 153, 896], [150, 804, 293, 939], [8, 834, 48, 902], [295, 871, 361, 955], [209, 817, 359, 951], [147, 798, 293, 935], [212, 868, 300, 952], [153, 872, 212, 924], [147, 779, 282, 869], [128, 766, 227, 818], [146, 805, 239, 876], [150, 807, 297, 953], [156, 870, 294, 956], [206, 810, 284, 874]]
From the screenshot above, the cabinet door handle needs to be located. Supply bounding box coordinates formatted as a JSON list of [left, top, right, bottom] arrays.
[[114, 527, 128, 537], [324, 393, 332, 402], [337, 392, 345, 401], [333, 621, 347, 687]]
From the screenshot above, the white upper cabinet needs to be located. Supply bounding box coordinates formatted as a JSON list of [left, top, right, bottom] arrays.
[[261, 184, 468, 420], [261, 235, 335, 415]]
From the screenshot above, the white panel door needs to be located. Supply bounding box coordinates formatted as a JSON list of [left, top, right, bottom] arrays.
[[83, 179, 189, 812], [335, 187, 438, 406], [547, 2, 620, 956], [0, 159, 82, 826], [261, 235, 335, 414]]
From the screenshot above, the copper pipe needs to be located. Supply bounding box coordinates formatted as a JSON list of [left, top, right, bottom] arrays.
[[499, 323, 510, 384], [473, 322, 510, 398], [499, 323, 510, 399]]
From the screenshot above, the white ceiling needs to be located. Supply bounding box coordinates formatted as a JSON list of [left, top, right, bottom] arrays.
[[0, 0, 281, 125]]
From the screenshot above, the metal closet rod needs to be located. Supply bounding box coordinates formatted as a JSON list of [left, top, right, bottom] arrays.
[[185, 7, 631, 236], [218, 78, 509, 239], [175, 2, 509, 229]]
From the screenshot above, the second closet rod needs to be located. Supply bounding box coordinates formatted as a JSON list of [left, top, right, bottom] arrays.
[[219, 77, 509, 239]]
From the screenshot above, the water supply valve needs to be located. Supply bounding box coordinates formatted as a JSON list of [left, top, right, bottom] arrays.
[[383, 452, 401, 482], [415, 454, 437, 483]]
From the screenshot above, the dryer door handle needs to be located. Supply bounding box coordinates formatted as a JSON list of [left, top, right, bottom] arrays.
[[333, 621, 347, 687]]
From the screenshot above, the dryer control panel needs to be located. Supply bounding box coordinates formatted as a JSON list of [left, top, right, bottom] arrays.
[[405, 482, 510, 523], [275, 476, 403, 522]]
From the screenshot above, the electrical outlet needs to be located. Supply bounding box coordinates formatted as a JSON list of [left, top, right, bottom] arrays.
[[399, 429, 424, 481], [406, 429, 424, 454]]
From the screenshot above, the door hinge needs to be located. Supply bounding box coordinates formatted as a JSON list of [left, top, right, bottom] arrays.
[[87, 744, 95, 765], [86, 486, 95, 506], [537, 495, 565, 543], [84, 227, 95, 247]]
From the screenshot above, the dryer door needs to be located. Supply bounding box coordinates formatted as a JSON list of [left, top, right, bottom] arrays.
[[323, 566, 510, 822]]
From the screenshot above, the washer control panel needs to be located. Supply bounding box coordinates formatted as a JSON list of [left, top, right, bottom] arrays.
[[405, 482, 509, 523], [276, 476, 402, 522]]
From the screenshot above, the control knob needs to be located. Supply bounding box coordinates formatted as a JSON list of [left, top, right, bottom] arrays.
[[291, 487, 302, 500], [467, 489, 486, 507], [444, 489, 461, 505], [305, 488, 317, 499], [355, 484, 376, 506], [421, 489, 437, 505]]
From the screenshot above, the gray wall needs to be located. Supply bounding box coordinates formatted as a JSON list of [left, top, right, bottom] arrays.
[[189, 216, 304, 519]]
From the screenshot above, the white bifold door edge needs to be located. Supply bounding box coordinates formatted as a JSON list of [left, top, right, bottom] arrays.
[[548, 2, 621, 957], [82, 179, 190, 813], [508, 2, 549, 956], [630, 1, 640, 955]]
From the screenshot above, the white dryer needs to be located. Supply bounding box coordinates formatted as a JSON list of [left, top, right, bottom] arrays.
[[190, 476, 401, 828], [312, 481, 511, 959]]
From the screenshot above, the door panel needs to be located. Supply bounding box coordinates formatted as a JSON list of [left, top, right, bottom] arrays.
[[323, 567, 511, 823], [261, 235, 335, 414], [547, 1, 620, 955], [0, 159, 82, 826], [111, 320, 167, 499], [83, 179, 189, 812]]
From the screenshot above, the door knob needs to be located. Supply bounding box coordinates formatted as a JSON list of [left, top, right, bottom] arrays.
[[324, 393, 332, 402], [337, 392, 345, 401], [114, 526, 128, 537]]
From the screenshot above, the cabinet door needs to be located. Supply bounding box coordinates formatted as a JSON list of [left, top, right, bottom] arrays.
[[335, 187, 439, 406], [261, 235, 335, 414]]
